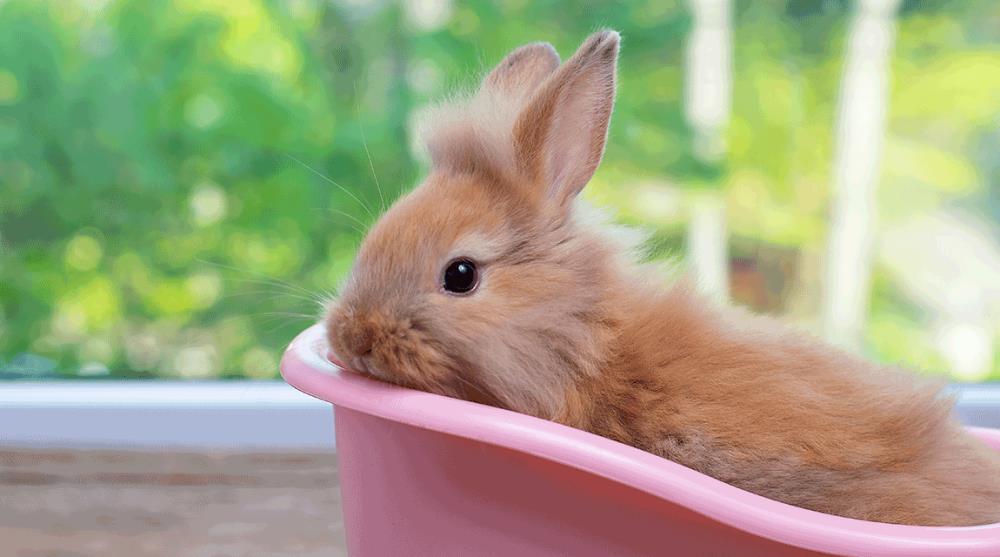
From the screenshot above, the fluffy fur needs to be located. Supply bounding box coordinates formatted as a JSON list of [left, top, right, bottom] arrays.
[[326, 31, 1000, 526]]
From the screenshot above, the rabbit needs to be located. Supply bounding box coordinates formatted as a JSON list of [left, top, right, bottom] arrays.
[[324, 30, 1000, 526]]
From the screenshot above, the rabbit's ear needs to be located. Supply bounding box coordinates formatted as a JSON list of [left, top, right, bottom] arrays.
[[512, 30, 619, 210], [480, 42, 561, 102]]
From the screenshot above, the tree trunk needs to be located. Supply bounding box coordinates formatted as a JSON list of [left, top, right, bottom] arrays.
[[684, 0, 732, 303], [821, 0, 902, 349]]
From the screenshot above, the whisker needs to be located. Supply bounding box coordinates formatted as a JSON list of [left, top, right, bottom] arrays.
[[285, 154, 376, 221], [318, 288, 339, 309], [227, 276, 323, 302], [221, 290, 327, 309], [251, 312, 322, 334], [258, 316, 315, 335], [195, 259, 320, 299], [311, 207, 369, 236], [354, 80, 387, 214], [250, 311, 321, 320]]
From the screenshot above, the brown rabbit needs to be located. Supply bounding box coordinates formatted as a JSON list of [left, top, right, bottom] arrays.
[[325, 31, 1000, 526]]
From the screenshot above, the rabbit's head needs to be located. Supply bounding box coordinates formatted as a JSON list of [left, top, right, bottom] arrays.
[[326, 31, 631, 418]]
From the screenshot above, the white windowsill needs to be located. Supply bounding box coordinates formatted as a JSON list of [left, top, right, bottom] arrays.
[[0, 381, 333, 451], [1, 381, 998, 451]]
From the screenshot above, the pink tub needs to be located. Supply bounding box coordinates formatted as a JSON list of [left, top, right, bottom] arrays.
[[281, 324, 1000, 556]]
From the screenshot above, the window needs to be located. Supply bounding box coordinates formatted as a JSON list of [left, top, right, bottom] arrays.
[[1, 1, 997, 383]]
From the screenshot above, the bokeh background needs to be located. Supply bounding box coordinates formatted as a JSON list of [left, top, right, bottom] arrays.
[[1, 0, 998, 381]]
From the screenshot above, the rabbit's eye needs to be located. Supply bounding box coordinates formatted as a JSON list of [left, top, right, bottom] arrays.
[[442, 258, 478, 294]]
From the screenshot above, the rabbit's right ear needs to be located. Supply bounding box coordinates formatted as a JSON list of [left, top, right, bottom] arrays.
[[511, 31, 619, 214], [480, 42, 561, 102]]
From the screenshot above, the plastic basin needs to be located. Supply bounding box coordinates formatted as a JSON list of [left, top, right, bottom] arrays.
[[280, 323, 1000, 557]]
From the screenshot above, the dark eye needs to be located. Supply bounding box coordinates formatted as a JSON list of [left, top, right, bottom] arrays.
[[442, 258, 479, 294]]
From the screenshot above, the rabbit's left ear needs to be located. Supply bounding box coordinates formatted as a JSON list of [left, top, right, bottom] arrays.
[[512, 30, 619, 211], [480, 42, 561, 103]]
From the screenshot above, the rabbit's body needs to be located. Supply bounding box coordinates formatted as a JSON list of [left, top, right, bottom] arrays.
[[326, 31, 1000, 526], [555, 248, 1000, 525]]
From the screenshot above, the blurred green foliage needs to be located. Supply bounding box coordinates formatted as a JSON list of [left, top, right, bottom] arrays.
[[0, 0, 997, 380]]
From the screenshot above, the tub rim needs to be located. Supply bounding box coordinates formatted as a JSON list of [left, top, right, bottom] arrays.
[[281, 323, 1000, 557]]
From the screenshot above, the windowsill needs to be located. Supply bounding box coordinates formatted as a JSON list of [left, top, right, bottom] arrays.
[[1, 381, 998, 450], [0, 381, 333, 451]]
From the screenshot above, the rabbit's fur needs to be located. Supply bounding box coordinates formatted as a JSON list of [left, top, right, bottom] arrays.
[[326, 31, 1000, 525]]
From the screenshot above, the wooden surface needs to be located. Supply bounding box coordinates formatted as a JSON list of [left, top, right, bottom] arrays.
[[0, 449, 347, 557]]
